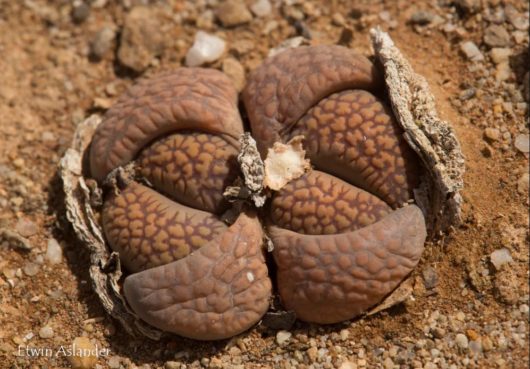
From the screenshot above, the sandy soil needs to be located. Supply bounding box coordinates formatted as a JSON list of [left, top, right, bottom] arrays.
[[0, 0, 528, 368]]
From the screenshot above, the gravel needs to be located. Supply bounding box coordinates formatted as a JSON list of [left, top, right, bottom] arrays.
[[276, 330, 292, 345], [490, 248, 513, 269], [72, 2, 90, 23], [22, 262, 39, 276], [117, 7, 165, 72], [422, 266, 438, 289], [90, 26, 116, 60], [67, 337, 97, 369], [38, 326, 54, 339], [460, 41, 484, 61], [1, 228, 32, 250], [165, 362, 181, 369], [454, 0, 482, 14], [514, 134, 529, 153], [45, 238, 63, 264], [490, 47, 512, 64], [108, 356, 121, 368], [215, 0, 253, 27], [517, 173, 529, 195], [484, 127, 501, 141], [455, 333, 469, 349], [250, 0, 272, 18], [505, 4, 529, 31], [14, 218, 37, 237], [409, 11, 435, 25], [483, 25, 512, 47], [495, 62, 511, 82], [185, 31, 225, 67]]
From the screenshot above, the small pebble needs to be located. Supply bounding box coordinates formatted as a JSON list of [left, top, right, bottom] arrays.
[[514, 134, 529, 153], [250, 0, 272, 18], [484, 25, 511, 47], [490, 248, 513, 270], [46, 238, 63, 264], [185, 31, 225, 67], [306, 346, 318, 362], [108, 356, 121, 369], [68, 337, 97, 369], [72, 2, 90, 23], [39, 326, 54, 339], [505, 5, 529, 31], [41, 131, 55, 142], [454, 0, 481, 14], [3, 268, 15, 279], [11, 197, 24, 208], [211, 357, 224, 368], [410, 10, 434, 25], [466, 329, 479, 341], [276, 330, 292, 345], [513, 31, 528, 45], [459, 88, 476, 100], [455, 333, 469, 349], [339, 362, 357, 369], [383, 357, 394, 369], [379, 10, 391, 23], [484, 128, 501, 141], [13, 158, 24, 169], [283, 5, 304, 21], [215, 0, 253, 27], [495, 62, 512, 82], [517, 173, 529, 195], [339, 329, 349, 341], [164, 362, 181, 369], [90, 26, 116, 60], [422, 266, 438, 289], [460, 41, 484, 61], [293, 20, 312, 39], [15, 218, 37, 237], [23, 262, 40, 276], [118, 7, 165, 72], [482, 336, 494, 351], [332, 13, 346, 26], [455, 311, 466, 321], [490, 48, 512, 64], [196, 10, 215, 29], [469, 340, 483, 355], [431, 327, 446, 339]]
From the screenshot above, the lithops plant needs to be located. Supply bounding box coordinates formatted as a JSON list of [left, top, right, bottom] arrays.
[[88, 68, 272, 340], [243, 45, 426, 323], [60, 29, 464, 340]]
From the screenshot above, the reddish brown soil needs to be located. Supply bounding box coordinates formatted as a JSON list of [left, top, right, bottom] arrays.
[[0, 1, 528, 368]]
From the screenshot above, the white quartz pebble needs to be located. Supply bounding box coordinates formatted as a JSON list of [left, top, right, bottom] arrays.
[[185, 31, 225, 67], [46, 238, 63, 265]]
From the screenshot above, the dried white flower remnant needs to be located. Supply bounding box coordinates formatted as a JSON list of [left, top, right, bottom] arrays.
[[263, 136, 311, 191]]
